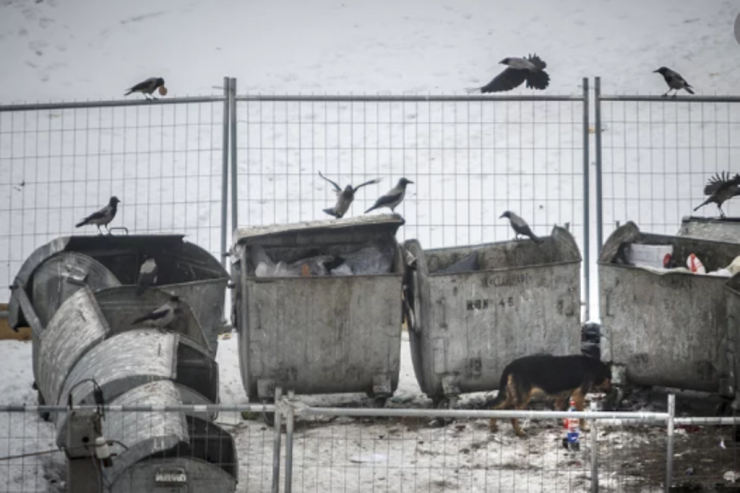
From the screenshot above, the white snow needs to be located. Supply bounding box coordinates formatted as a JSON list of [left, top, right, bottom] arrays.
[[1, 0, 739, 491]]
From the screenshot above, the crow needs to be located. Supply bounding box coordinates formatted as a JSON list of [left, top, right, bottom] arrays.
[[653, 67, 694, 98], [132, 296, 180, 332], [500, 210, 543, 243], [365, 178, 414, 214], [467, 54, 550, 94], [136, 256, 158, 296], [318, 171, 382, 218], [75, 196, 120, 235], [693, 172, 740, 217], [125, 77, 166, 99]]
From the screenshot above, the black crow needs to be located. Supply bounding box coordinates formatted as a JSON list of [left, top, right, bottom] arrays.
[[125, 77, 166, 99], [467, 54, 550, 94], [653, 67, 694, 97]]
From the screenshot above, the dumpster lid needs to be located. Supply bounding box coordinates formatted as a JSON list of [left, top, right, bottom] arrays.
[[232, 214, 405, 248], [681, 215, 740, 224]]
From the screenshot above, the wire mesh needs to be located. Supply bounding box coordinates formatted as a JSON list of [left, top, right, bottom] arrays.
[[233, 95, 587, 254], [0, 98, 228, 304], [595, 93, 740, 243], [669, 419, 740, 490]]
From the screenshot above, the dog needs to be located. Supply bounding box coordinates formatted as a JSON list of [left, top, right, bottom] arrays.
[[488, 354, 612, 437]]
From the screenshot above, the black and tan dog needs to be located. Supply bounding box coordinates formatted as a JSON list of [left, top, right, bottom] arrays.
[[488, 354, 612, 437]]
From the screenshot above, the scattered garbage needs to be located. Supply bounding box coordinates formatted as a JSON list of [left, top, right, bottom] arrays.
[[562, 398, 580, 452], [686, 253, 706, 274], [615, 243, 737, 278], [723, 470, 740, 483], [252, 243, 394, 278]]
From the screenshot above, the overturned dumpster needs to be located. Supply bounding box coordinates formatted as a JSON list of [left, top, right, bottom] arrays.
[[231, 214, 406, 405], [600, 221, 740, 393], [404, 225, 582, 406]]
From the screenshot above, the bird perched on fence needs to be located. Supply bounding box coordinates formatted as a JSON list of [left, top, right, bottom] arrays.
[[653, 67, 694, 98], [136, 256, 158, 296], [125, 77, 167, 100], [500, 211, 543, 243], [75, 196, 120, 235], [365, 178, 414, 214], [693, 172, 740, 218], [132, 296, 181, 332], [466, 54, 550, 94], [318, 171, 382, 218]]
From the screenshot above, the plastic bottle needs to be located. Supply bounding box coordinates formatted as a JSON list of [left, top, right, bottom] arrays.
[[565, 398, 580, 452]]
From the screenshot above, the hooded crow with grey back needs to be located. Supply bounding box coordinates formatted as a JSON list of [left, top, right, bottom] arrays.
[[365, 178, 414, 214], [467, 54, 550, 94], [318, 171, 382, 218], [136, 256, 158, 296], [75, 196, 120, 235], [500, 210, 543, 243], [132, 296, 181, 332], [693, 172, 740, 217]]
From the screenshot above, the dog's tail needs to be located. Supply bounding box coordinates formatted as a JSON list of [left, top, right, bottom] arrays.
[[487, 367, 513, 409]]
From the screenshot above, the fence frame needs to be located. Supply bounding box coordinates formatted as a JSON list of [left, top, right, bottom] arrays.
[[231, 81, 592, 319], [7, 392, 735, 493]]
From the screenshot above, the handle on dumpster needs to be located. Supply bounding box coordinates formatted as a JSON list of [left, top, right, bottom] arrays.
[[402, 240, 431, 336]]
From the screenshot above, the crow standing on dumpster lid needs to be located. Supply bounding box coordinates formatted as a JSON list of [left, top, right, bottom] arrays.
[[466, 54, 550, 94], [653, 67, 694, 98], [693, 172, 740, 218], [318, 171, 382, 218], [365, 178, 414, 214], [75, 196, 120, 235], [500, 210, 543, 243], [132, 296, 181, 332]]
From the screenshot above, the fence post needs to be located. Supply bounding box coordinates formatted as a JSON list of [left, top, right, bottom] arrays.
[[666, 394, 675, 492], [594, 77, 603, 251], [582, 77, 591, 322], [285, 390, 295, 493], [229, 77, 238, 232], [220, 77, 231, 269], [590, 414, 599, 492], [272, 387, 283, 493]]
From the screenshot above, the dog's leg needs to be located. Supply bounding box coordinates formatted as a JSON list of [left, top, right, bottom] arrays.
[[512, 387, 534, 438], [489, 378, 516, 433], [553, 396, 568, 427], [572, 387, 588, 431]]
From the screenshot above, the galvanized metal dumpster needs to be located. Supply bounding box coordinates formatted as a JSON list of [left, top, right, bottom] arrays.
[[722, 276, 740, 405], [404, 225, 582, 406], [8, 234, 229, 357], [600, 221, 740, 392], [677, 216, 740, 243], [91, 380, 236, 493], [232, 214, 406, 403]]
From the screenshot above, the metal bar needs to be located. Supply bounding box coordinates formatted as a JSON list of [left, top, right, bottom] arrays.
[[590, 415, 599, 493], [674, 416, 740, 425], [10, 281, 44, 337], [0, 404, 277, 413], [229, 77, 238, 231], [234, 94, 585, 103], [298, 407, 669, 421], [582, 77, 590, 322], [0, 96, 226, 112], [594, 77, 604, 251], [666, 394, 675, 493], [284, 390, 295, 493], [271, 387, 283, 493], [220, 77, 230, 269], [598, 95, 740, 103], [0, 310, 8, 319]]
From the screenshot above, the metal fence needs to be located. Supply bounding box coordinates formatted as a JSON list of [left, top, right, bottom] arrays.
[[3, 395, 740, 492], [593, 76, 740, 249], [0, 79, 231, 303], [231, 80, 591, 317]]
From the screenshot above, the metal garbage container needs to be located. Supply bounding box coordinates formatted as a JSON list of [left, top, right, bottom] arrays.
[[404, 225, 582, 406], [231, 214, 406, 405], [722, 276, 740, 406], [677, 216, 740, 243], [8, 234, 229, 359], [599, 221, 740, 393]]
